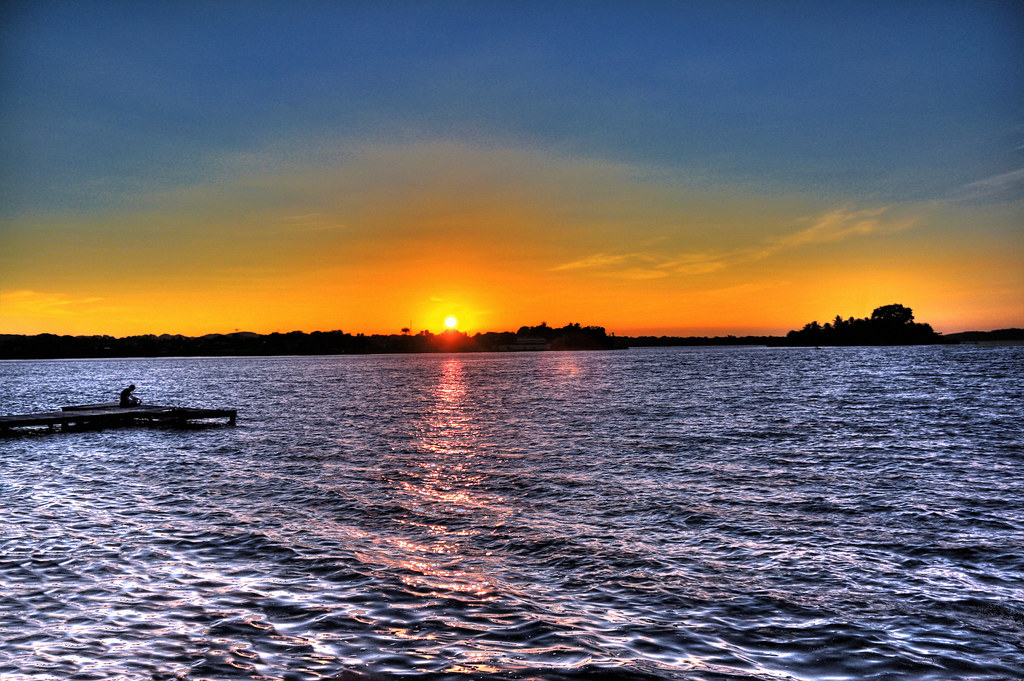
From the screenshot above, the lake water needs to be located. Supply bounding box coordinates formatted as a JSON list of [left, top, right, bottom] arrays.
[[1, 346, 1022, 681]]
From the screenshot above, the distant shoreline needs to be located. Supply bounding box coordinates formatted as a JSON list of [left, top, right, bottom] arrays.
[[1, 328, 1021, 360]]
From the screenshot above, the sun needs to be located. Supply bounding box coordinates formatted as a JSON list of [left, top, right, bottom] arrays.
[[444, 316, 458, 329]]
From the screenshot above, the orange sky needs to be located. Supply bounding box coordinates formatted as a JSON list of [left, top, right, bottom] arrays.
[[2, 141, 1021, 337]]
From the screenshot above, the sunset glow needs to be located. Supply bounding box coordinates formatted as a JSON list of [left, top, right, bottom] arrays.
[[1, 3, 1020, 337]]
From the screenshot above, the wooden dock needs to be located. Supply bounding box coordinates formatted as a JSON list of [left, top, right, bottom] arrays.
[[0, 403, 237, 435]]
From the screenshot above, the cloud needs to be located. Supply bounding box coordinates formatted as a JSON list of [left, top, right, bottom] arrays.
[[550, 251, 679, 279], [551, 249, 728, 279], [662, 253, 730, 276], [763, 207, 917, 254], [551, 253, 636, 271], [953, 169, 1024, 204], [550, 206, 919, 281], [0, 290, 107, 318]]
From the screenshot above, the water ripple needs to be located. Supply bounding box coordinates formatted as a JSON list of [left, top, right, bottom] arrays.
[[1, 346, 1022, 680]]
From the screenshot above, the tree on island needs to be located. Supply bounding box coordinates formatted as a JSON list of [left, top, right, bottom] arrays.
[[785, 303, 941, 346], [515, 322, 615, 350], [871, 303, 915, 326]]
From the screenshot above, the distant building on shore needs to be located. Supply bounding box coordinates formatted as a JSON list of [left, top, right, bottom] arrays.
[[497, 337, 550, 352]]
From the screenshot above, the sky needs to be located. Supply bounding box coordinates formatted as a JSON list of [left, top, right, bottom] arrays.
[[1, 0, 1022, 337]]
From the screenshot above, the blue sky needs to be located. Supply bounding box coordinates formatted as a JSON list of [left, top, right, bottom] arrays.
[[1, 1, 1022, 335], [5, 1, 1020, 210]]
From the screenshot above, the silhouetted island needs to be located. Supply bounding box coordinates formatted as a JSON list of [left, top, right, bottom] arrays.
[[2, 306, 1020, 359], [783, 303, 942, 346]]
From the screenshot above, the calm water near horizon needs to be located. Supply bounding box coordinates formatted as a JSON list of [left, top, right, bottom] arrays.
[[1, 346, 1022, 681]]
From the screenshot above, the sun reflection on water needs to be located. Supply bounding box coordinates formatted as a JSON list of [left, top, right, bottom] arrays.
[[373, 357, 510, 603]]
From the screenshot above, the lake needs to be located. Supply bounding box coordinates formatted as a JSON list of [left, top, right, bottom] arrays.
[[1, 346, 1022, 680]]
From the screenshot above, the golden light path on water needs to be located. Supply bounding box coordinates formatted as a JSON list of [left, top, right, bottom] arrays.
[[391, 358, 504, 599], [371, 357, 510, 674]]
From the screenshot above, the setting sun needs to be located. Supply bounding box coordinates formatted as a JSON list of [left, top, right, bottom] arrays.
[[444, 316, 458, 329]]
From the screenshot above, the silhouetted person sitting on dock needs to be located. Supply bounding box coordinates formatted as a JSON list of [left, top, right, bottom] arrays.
[[119, 384, 141, 407]]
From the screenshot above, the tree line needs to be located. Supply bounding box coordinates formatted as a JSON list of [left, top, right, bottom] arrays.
[[0, 323, 620, 359], [2, 305, 1019, 358]]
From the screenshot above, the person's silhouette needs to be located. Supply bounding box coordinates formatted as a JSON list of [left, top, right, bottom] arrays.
[[119, 384, 141, 407]]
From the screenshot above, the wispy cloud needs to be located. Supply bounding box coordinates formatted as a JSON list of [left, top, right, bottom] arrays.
[[551, 249, 728, 279], [0, 290, 107, 317], [953, 168, 1024, 204], [550, 253, 636, 271], [755, 207, 919, 258], [550, 206, 919, 280], [660, 253, 730, 276]]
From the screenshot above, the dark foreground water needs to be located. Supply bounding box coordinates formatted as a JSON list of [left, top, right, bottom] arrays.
[[1, 346, 1022, 681]]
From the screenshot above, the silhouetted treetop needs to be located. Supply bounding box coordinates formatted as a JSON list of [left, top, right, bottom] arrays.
[[871, 303, 915, 325]]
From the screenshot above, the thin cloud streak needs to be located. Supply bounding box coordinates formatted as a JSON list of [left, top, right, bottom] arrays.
[[551, 251, 728, 279], [552, 206, 920, 280], [953, 168, 1024, 204], [551, 253, 637, 271], [0, 290, 108, 318], [754, 207, 920, 259]]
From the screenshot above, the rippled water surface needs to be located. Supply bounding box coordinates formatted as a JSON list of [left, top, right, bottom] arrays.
[[2, 346, 1022, 680]]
